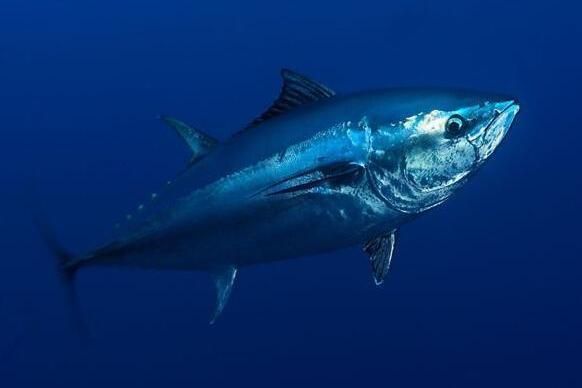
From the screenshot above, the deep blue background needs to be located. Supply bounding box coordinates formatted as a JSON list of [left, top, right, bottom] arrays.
[[1, 1, 581, 387]]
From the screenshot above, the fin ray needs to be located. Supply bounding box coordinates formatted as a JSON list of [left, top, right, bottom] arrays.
[[241, 69, 336, 131]]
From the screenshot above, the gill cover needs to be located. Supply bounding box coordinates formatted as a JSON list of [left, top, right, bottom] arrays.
[[369, 100, 519, 213]]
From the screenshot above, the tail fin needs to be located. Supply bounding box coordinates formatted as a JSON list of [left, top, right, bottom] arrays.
[[34, 217, 89, 341]]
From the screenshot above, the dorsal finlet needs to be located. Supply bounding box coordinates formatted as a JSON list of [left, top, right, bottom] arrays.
[[242, 69, 336, 131]]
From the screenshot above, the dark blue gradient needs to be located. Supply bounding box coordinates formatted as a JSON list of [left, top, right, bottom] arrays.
[[1, 1, 580, 386]]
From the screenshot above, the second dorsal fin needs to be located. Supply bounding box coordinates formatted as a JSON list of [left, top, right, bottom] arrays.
[[243, 69, 336, 131], [159, 115, 219, 164]]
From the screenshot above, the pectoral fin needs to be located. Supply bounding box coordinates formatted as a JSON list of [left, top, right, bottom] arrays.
[[210, 265, 237, 324], [363, 231, 396, 285], [258, 162, 365, 197]]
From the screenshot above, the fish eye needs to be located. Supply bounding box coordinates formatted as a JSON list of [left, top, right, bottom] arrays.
[[445, 114, 467, 137]]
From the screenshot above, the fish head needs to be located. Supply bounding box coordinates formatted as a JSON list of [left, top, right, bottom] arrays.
[[368, 90, 520, 214]]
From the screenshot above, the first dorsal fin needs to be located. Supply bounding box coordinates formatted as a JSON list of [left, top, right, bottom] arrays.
[[243, 69, 336, 131], [159, 115, 219, 164]]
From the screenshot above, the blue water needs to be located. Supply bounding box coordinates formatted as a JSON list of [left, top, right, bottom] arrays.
[[1, 1, 581, 386]]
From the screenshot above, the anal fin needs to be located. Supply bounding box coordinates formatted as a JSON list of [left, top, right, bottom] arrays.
[[210, 265, 237, 324]]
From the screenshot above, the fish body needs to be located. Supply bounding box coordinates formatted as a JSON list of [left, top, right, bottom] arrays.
[[42, 70, 520, 321]]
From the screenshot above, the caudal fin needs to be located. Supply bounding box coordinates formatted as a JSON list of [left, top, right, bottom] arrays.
[[34, 217, 89, 341]]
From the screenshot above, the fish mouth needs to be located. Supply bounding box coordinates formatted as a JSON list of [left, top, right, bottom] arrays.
[[484, 100, 519, 135], [477, 100, 520, 161]]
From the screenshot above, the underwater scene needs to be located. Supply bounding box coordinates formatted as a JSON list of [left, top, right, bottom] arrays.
[[1, 0, 581, 387]]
